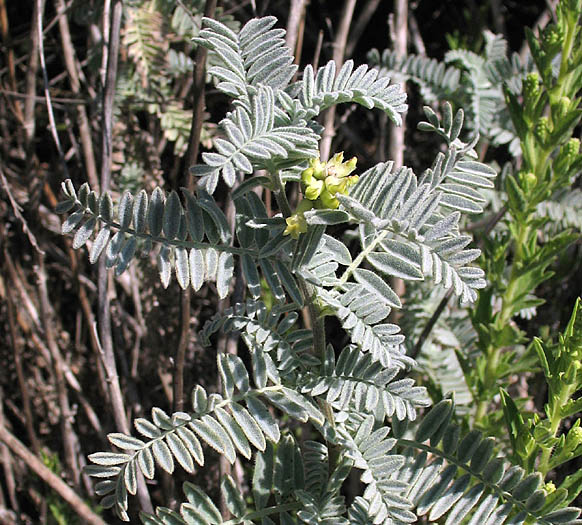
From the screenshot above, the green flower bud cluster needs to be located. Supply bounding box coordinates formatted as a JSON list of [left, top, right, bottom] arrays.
[[301, 152, 358, 209], [534, 116, 551, 145], [545, 482, 556, 494], [542, 25, 564, 48], [565, 137, 581, 158], [524, 72, 541, 104], [554, 96, 572, 120], [518, 171, 537, 193], [570, 426, 582, 445], [283, 153, 359, 239], [562, 423, 582, 456], [555, 137, 581, 174]]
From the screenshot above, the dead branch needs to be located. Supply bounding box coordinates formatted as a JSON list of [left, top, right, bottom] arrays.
[[0, 423, 106, 525]]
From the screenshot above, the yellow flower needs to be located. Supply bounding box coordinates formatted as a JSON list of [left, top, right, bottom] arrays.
[[319, 188, 339, 209], [283, 199, 314, 239], [305, 179, 324, 200], [284, 213, 308, 239], [289, 153, 359, 238], [301, 153, 358, 210]]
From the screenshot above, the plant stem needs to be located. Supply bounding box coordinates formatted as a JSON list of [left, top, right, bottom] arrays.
[[0, 423, 107, 525], [320, 0, 357, 161], [223, 502, 302, 524], [174, 0, 217, 414], [475, 344, 501, 424], [272, 171, 293, 217]]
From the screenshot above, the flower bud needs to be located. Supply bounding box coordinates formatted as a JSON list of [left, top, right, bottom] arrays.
[[524, 72, 541, 103], [570, 426, 582, 445], [319, 188, 339, 209], [301, 167, 314, 185], [534, 116, 550, 145], [554, 96, 571, 120], [518, 171, 537, 192], [324, 175, 344, 195], [311, 158, 326, 180], [565, 137, 580, 158], [284, 212, 308, 239], [542, 25, 563, 47], [305, 179, 324, 200]]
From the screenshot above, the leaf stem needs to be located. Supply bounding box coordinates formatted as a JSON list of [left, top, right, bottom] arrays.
[[335, 229, 390, 287], [223, 502, 302, 524]]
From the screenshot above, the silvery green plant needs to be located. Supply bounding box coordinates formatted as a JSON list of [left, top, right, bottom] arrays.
[[58, 15, 582, 525]]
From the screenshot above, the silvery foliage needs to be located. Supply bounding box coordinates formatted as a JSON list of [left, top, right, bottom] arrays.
[[58, 16, 581, 525], [369, 30, 528, 157]]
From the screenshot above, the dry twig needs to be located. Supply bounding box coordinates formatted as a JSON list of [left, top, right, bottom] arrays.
[[320, 0, 358, 161], [0, 423, 106, 525]]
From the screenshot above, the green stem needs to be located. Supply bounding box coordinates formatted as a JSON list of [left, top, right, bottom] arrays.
[[299, 279, 326, 361], [557, 16, 576, 100], [539, 384, 574, 475], [223, 502, 302, 524], [273, 171, 331, 423], [335, 229, 390, 287], [475, 345, 501, 425], [272, 171, 292, 217]]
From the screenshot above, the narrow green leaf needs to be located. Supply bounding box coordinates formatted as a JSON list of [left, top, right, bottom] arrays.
[[230, 402, 266, 451], [214, 407, 252, 459], [183, 481, 222, 523], [137, 449, 155, 479], [216, 252, 234, 299], [163, 191, 182, 240], [158, 246, 171, 288], [221, 474, 247, 518], [88, 452, 131, 466], [253, 442, 274, 510], [133, 190, 148, 234], [108, 433, 146, 450], [152, 440, 174, 473], [148, 187, 165, 236], [124, 459, 138, 495], [259, 259, 285, 302], [275, 261, 303, 306], [367, 251, 423, 280], [62, 210, 85, 234], [119, 191, 134, 230], [175, 248, 190, 290], [176, 427, 205, 466], [250, 344, 267, 389], [115, 237, 137, 276], [166, 432, 195, 473], [242, 254, 261, 298], [246, 397, 280, 443], [226, 355, 250, 394], [415, 400, 453, 443], [189, 249, 205, 292], [89, 227, 110, 264], [353, 268, 402, 308], [72, 217, 96, 249]]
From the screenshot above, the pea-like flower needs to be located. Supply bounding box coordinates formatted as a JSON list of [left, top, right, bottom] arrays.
[[283, 199, 314, 239], [301, 152, 358, 209], [284, 153, 359, 239]]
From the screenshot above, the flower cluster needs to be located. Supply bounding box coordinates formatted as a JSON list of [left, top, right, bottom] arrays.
[[301, 152, 358, 209], [284, 153, 358, 239]]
